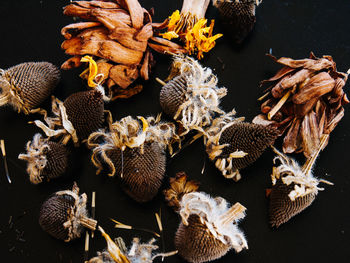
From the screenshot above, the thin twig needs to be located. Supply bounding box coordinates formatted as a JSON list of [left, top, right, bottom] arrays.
[[1, 140, 11, 183]]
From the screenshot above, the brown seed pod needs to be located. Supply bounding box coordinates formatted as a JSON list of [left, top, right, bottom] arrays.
[[18, 133, 69, 184], [213, 0, 262, 43], [88, 226, 177, 263], [159, 56, 227, 135], [39, 183, 97, 242], [0, 62, 60, 114], [205, 113, 278, 181], [88, 114, 180, 202], [268, 135, 333, 228], [33, 89, 104, 145], [165, 173, 248, 263]]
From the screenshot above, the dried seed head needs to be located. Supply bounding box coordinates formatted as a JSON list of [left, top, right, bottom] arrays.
[[205, 113, 278, 180], [88, 115, 179, 202], [0, 62, 60, 114], [268, 141, 332, 227], [106, 142, 166, 202], [213, 0, 262, 43], [18, 134, 69, 184], [175, 192, 248, 262], [39, 183, 97, 241], [64, 89, 104, 140], [159, 56, 227, 135], [89, 227, 176, 263]]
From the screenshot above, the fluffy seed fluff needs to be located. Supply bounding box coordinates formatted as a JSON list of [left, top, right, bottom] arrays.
[[88, 227, 177, 263], [0, 62, 60, 114], [18, 133, 68, 184], [39, 183, 97, 242], [33, 90, 104, 145], [269, 142, 333, 227], [88, 114, 179, 202], [159, 56, 227, 135]]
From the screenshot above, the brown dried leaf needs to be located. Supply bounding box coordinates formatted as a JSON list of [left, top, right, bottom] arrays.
[[294, 97, 318, 118], [301, 111, 320, 157], [325, 107, 344, 134], [111, 84, 143, 100], [283, 118, 301, 153], [135, 23, 153, 42], [140, 50, 150, 80], [292, 72, 335, 104], [275, 56, 335, 71], [109, 65, 139, 89], [98, 40, 144, 65], [61, 56, 82, 69], [61, 22, 102, 39], [280, 69, 313, 90], [124, 0, 144, 29], [108, 27, 148, 52], [96, 61, 114, 82], [260, 66, 296, 85], [91, 8, 132, 30]]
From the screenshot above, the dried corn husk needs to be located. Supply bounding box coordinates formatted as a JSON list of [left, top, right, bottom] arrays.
[[254, 53, 349, 157]]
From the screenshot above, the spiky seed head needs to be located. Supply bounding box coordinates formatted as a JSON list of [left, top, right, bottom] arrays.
[[269, 179, 316, 228], [0, 62, 60, 113], [39, 193, 76, 241], [159, 74, 188, 117], [63, 90, 104, 140], [218, 122, 278, 170], [214, 0, 259, 43], [106, 142, 166, 203], [43, 141, 69, 180], [175, 214, 232, 263]]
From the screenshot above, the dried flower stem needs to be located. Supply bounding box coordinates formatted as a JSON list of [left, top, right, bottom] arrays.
[[268, 90, 292, 120], [0, 140, 11, 184]]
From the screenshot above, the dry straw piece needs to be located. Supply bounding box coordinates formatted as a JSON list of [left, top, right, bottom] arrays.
[[164, 172, 248, 263], [254, 52, 349, 157], [268, 135, 333, 228], [159, 56, 227, 136], [0, 62, 60, 114], [213, 0, 262, 43], [39, 183, 97, 242], [88, 113, 180, 202], [61, 0, 185, 100], [204, 112, 278, 181], [88, 226, 177, 263], [18, 133, 69, 184], [33, 89, 104, 146]]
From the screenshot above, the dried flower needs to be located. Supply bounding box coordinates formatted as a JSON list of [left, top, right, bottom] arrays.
[[164, 172, 248, 262], [39, 183, 97, 242], [88, 226, 177, 263], [268, 135, 333, 228], [204, 112, 278, 181], [159, 56, 227, 136], [33, 90, 104, 146], [0, 62, 60, 114], [88, 114, 180, 202], [213, 0, 262, 43], [160, 0, 223, 59], [254, 53, 349, 157], [18, 134, 69, 184], [61, 0, 185, 100]]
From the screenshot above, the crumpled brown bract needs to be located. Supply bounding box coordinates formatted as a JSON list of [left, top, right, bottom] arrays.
[[61, 0, 185, 100], [253, 52, 349, 157]]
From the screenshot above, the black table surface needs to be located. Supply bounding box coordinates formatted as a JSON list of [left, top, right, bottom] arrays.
[[0, 0, 349, 262]]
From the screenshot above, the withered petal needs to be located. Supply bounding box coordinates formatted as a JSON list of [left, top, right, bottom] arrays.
[[61, 22, 102, 39], [109, 65, 139, 89], [61, 56, 83, 70], [124, 0, 144, 29], [283, 118, 301, 154]]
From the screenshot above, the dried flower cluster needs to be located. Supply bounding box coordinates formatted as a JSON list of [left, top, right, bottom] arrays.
[[159, 0, 222, 59], [39, 183, 97, 242], [164, 172, 248, 263], [254, 53, 349, 157], [268, 135, 333, 227], [61, 0, 185, 100], [88, 114, 180, 202], [0, 62, 60, 114]]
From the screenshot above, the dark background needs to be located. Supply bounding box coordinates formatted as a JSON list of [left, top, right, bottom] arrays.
[[0, 0, 349, 262]]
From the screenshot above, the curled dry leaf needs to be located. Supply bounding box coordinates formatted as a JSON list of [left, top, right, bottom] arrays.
[[254, 52, 349, 157], [61, 0, 185, 100]]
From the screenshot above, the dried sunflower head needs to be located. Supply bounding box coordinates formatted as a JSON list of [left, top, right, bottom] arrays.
[[18, 133, 69, 184], [165, 173, 248, 263], [213, 0, 262, 43], [160, 0, 223, 59], [0, 62, 60, 114], [268, 135, 333, 228], [88, 227, 177, 263], [159, 56, 227, 135], [88, 114, 180, 202], [33, 89, 104, 146], [39, 183, 97, 242]]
